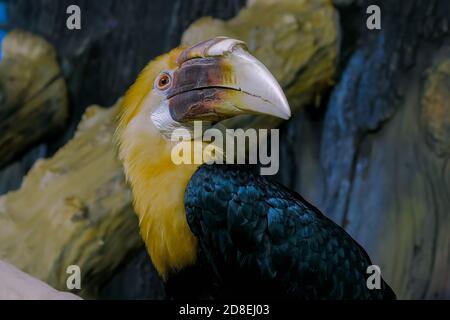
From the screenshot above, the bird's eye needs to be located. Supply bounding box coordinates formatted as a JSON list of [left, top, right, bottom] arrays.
[[156, 73, 172, 91]]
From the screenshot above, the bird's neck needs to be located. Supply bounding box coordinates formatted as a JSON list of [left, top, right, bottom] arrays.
[[119, 124, 218, 279]]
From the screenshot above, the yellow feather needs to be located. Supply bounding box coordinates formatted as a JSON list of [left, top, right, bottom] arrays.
[[115, 47, 204, 279]]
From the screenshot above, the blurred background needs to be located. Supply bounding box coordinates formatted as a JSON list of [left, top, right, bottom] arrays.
[[0, 0, 448, 299]]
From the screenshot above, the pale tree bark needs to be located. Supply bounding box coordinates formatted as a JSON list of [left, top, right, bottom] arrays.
[[0, 30, 68, 168]]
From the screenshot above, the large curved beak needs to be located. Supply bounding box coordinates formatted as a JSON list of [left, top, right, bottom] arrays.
[[167, 37, 291, 123]]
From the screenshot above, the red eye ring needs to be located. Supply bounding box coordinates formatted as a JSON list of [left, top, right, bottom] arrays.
[[156, 72, 171, 90]]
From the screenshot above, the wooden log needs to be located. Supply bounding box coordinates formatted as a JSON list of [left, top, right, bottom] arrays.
[[0, 30, 68, 168], [0, 102, 141, 298]]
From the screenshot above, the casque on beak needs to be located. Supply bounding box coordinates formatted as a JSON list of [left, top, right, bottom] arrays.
[[167, 37, 291, 123]]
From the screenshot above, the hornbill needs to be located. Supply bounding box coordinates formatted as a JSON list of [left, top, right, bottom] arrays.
[[116, 37, 396, 299]]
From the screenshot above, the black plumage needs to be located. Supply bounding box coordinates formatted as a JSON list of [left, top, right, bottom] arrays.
[[178, 164, 396, 300]]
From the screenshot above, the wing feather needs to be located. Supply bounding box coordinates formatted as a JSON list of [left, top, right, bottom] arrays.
[[185, 164, 396, 299]]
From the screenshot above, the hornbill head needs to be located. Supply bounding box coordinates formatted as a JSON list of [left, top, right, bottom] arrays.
[[117, 37, 291, 140]]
